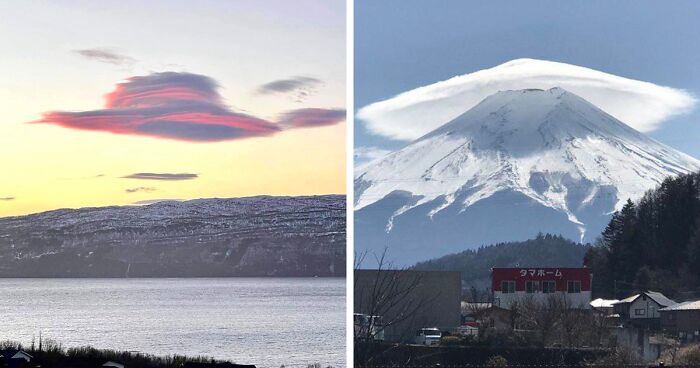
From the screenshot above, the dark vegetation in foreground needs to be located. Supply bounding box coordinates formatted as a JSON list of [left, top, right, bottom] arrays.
[[0, 340, 219, 368], [0, 340, 332, 368], [356, 341, 609, 367], [412, 234, 589, 287], [1, 340, 209, 368], [356, 342, 700, 367], [584, 171, 700, 299]]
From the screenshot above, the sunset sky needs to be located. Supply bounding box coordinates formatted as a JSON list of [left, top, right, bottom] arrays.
[[0, 0, 346, 217]]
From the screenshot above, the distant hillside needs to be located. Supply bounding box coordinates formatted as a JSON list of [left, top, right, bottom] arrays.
[[412, 234, 590, 288], [0, 195, 345, 277], [585, 171, 700, 299]]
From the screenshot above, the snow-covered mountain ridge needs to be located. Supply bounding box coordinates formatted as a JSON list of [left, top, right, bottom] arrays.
[[355, 88, 700, 265], [0, 195, 345, 277]]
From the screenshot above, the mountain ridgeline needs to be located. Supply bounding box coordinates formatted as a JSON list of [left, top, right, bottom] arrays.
[[0, 195, 346, 277], [584, 171, 700, 299], [412, 234, 589, 288], [355, 88, 700, 266]]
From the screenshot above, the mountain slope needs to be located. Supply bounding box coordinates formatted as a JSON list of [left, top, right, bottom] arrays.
[[355, 88, 700, 265], [412, 234, 589, 289], [0, 195, 345, 277]]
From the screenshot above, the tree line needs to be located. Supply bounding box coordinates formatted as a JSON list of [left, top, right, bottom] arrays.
[[413, 233, 589, 288], [584, 171, 700, 299]]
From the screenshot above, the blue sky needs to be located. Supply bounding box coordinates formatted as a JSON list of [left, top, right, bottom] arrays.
[[355, 0, 700, 160]]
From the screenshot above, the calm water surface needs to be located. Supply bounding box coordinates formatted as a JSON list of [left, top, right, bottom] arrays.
[[0, 278, 345, 368]]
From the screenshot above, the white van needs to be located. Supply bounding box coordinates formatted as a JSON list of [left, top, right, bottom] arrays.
[[414, 327, 441, 346]]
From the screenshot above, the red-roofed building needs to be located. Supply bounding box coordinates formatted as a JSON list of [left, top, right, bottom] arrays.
[[491, 267, 592, 309]]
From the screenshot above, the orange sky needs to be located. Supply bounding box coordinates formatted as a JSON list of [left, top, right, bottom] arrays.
[[0, 0, 345, 217]]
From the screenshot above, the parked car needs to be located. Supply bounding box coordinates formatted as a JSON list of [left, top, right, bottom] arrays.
[[414, 327, 441, 346]]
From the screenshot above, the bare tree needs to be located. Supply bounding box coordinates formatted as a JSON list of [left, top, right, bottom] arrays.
[[462, 287, 494, 341], [463, 287, 493, 319], [509, 300, 520, 331], [517, 295, 562, 347], [557, 296, 583, 347], [509, 294, 612, 349], [353, 247, 437, 367]]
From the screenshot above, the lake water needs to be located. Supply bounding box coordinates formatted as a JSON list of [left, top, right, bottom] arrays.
[[0, 278, 345, 368]]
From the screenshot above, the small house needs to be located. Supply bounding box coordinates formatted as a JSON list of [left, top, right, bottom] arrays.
[[612, 291, 676, 329], [659, 299, 700, 341]]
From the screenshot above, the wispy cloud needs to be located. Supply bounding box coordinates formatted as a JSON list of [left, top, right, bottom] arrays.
[[358, 58, 698, 141], [125, 186, 157, 193], [0, 197, 15, 201], [277, 108, 345, 129], [32, 72, 344, 142], [58, 173, 105, 180], [257, 76, 322, 102], [132, 198, 182, 205], [122, 173, 198, 181], [74, 48, 135, 65]]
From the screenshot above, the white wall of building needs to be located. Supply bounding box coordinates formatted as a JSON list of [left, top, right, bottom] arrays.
[[629, 297, 662, 319], [494, 290, 592, 310]]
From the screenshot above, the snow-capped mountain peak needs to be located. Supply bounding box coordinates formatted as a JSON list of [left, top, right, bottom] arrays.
[[355, 88, 700, 264]]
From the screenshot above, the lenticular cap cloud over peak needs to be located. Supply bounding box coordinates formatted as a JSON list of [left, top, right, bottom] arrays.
[[32, 72, 345, 142], [357, 58, 697, 141]]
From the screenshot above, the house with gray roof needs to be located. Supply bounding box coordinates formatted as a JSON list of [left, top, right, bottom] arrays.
[[612, 291, 676, 329], [660, 300, 700, 341]]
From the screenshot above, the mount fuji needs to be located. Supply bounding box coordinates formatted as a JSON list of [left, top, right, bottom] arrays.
[[355, 87, 700, 266]]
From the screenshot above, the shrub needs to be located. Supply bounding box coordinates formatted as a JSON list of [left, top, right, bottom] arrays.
[[440, 336, 462, 346], [586, 347, 640, 366], [678, 344, 700, 365], [485, 355, 508, 368]]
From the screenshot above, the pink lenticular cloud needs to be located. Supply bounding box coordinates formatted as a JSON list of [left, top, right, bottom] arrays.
[[32, 72, 344, 142]]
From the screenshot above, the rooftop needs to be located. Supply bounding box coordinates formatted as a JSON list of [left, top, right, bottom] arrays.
[[590, 298, 619, 308], [614, 291, 676, 307], [660, 300, 700, 311]]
